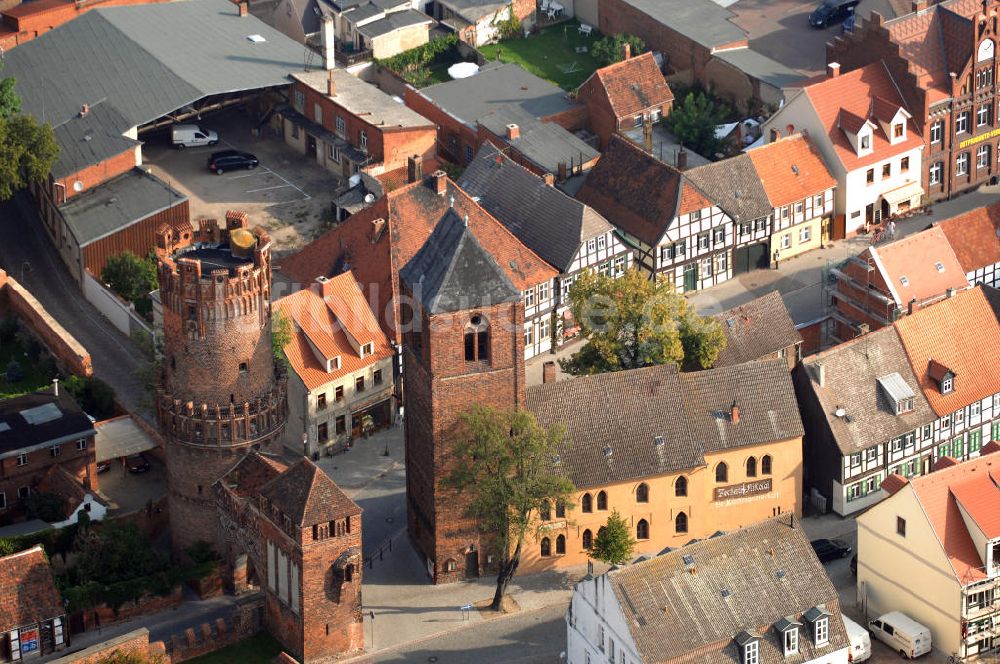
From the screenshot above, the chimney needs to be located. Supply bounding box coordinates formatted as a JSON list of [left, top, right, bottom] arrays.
[[79, 104, 89, 118], [371, 217, 386, 242], [947, 287, 956, 298], [407, 155, 423, 183], [676, 148, 688, 170], [815, 362, 825, 387], [327, 69, 336, 97], [429, 169, 448, 195], [52, 378, 59, 397], [912, 0, 926, 10], [557, 161, 568, 181], [870, 10, 883, 27], [730, 400, 740, 424], [827, 62, 841, 79], [506, 123, 520, 140], [908, 297, 917, 315], [623, 42, 631, 60], [543, 361, 556, 384], [321, 15, 336, 70], [542, 172, 555, 186], [643, 117, 653, 153], [238, 0, 248, 16]]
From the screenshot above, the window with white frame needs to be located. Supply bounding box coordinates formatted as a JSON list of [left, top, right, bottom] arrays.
[[957, 152, 970, 176], [523, 289, 535, 308], [860, 134, 871, 150], [359, 130, 368, 151], [690, 210, 702, 222], [16, 453, 27, 467], [698, 233, 709, 250], [799, 226, 811, 243], [524, 325, 534, 347], [781, 234, 791, 249], [537, 282, 549, 304], [587, 239, 596, 253], [929, 161, 943, 184], [293, 89, 305, 112], [328, 144, 340, 162], [956, 112, 970, 134], [597, 235, 606, 250], [931, 121, 943, 143], [76, 438, 87, 451], [717, 252, 727, 273], [866, 448, 878, 462], [978, 104, 991, 127], [744, 640, 759, 664], [336, 116, 346, 136], [795, 202, 803, 215], [314, 103, 323, 125], [713, 228, 725, 244], [815, 617, 829, 646], [814, 194, 823, 208], [978, 145, 991, 169], [702, 258, 713, 277], [784, 628, 799, 656]]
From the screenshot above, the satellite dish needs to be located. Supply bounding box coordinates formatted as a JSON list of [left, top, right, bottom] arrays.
[[834, 408, 846, 418], [348, 174, 362, 187], [73, 181, 84, 192], [363, 193, 375, 203]]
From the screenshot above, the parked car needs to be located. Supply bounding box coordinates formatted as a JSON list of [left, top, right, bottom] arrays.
[[96, 461, 111, 474], [126, 453, 151, 474], [207, 150, 259, 174], [172, 124, 218, 148], [810, 538, 852, 562], [843, 615, 872, 663], [868, 612, 932, 659], [809, 0, 859, 27]]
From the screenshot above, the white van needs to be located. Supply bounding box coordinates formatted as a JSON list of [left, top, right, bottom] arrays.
[[869, 612, 932, 659], [171, 124, 218, 148], [842, 615, 871, 662]]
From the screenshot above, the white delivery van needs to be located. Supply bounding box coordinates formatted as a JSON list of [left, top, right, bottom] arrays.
[[171, 124, 218, 148], [842, 615, 871, 662], [869, 612, 932, 659]]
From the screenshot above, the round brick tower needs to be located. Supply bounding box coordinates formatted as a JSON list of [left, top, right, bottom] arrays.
[[155, 211, 287, 555]]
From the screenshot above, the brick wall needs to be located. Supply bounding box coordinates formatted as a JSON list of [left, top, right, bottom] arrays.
[[577, 77, 618, 150], [78, 587, 184, 633], [167, 614, 260, 663], [47, 628, 151, 664], [542, 104, 589, 133], [82, 199, 189, 281], [404, 88, 478, 164], [381, 126, 438, 175], [57, 148, 138, 201], [0, 440, 95, 520]]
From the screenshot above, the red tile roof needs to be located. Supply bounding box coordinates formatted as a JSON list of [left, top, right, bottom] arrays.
[[746, 134, 836, 208], [869, 226, 968, 307], [894, 286, 1000, 416], [934, 202, 1000, 274], [949, 470, 1000, 539], [881, 472, 909, 495], [801, 63, 923, 171], [260, 458, 360, 527], [583, 52, 674, 120], [884, 0, 980, 94], [0, 546, 64, 630]]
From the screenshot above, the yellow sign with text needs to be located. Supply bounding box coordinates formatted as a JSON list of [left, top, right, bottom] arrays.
[[958, 126, 1000, 149]]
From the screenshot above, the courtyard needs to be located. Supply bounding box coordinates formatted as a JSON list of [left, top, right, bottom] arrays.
[[479, 19, 603, 90]]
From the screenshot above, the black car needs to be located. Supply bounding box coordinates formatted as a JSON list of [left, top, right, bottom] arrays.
[[96, 461, 111, 474], [810, 538, 852, 562], [809, 0, 859, 28], [207, 150, 259, 175], [126, 453, 151, 474]]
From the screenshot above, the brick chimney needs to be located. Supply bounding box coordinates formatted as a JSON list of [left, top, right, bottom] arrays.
[[327, 69, 336, 97], [506, 123, 520, 140], [429, 170, 448, 195], [79, 104, 89, 118], [371, 217, 386, 243], [912, 0, 926, 11], [676, 148, 688, 170], [542, 172, 555, 186], [730, 400, 740, 424], [827, 62, 841, 78], [238, 0, 248, 16], [542, 361, 556, 384], [623, 42, 631, 60], [407, 154, 423, 183]]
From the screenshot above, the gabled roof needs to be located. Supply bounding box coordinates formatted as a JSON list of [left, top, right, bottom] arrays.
[[606, 516, 848, 664], [934, 202, 1000, 275], [580, 52, 674, 120], [458, 144, 612, 272], [222, 450, 288, 498], [949, 470, 1000, 539], [0, 388, 95, 458], [867, 226, 968, 308], [711, 291, 802, 368], [894, 286, 1000, 416], [259, 458, 360, 528], [399, 208, 520, 314], [38, 464, 105, 519], [51, 104, 140, 179], [745, 134, 836, 208], [576, 135, 713, 246], [685, 153, 772, 223], [291, 70, 435, 129], [476, 105, 600, 177], [871, 95, 909, 124], [0, 546, 64, 630]]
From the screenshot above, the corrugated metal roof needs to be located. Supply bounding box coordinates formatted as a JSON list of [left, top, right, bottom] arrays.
[[876, 372, 916, 404]]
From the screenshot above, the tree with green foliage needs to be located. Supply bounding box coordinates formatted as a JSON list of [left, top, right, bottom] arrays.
[[590, 510, 635, 566], [272, 309, 291, 368], [24, 492, 67, 523], [0, 113, 59, 201], [664, 90, 730, 158], [591, 33, 645, 66], [493, 3, 523, 41], [445, 405, 575, 610], [63, 375, 115, 419], [102, 252, 158, 316], [0, 73, 19, 121], [561, 268, 725, 375]]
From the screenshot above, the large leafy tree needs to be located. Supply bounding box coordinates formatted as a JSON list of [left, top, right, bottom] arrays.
[[591, 510, 635, 566], [445, 405, 575, 610], [561, 268, 725, 375], [664, 90, 730, 158], [0, 70, 58, 201], [102, 251, 158, 315], [591, 33, 645, 66]]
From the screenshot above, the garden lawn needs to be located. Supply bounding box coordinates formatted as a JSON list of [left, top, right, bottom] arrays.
[[0, 342, 55, 399], [479, 19, 603, 90], [186, 633, 284, 664]]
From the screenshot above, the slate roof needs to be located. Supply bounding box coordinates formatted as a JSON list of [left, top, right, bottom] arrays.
[[0, 389, 95, 459], [292, 70, 435, 129], [476, 105, 599, 176], [526, 359, 801, 490], [620, 0, 747, 50], [685, 153, 772, 223], [259, 458, 360, 527], [746, 134, 837, 208], [458, 144, 612, 272], [356, 8, 432, 37], [800, 326, 935, 455], [57, 168, 187, 247], [867, 226, 968, 307], [607, 515, 849, 664], [580, 52, 674, 119], [712, 48, 805, 90], [576, 135, 712, 246], [934, 202, 1000, 275], [400, 208, 520, 314], [712, 291, 802, 367], [415, 62, 574, 126], [0, 546, 64, 630]]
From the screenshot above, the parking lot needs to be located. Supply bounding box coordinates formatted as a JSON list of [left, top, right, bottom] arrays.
[[97, 453, 167, 515], [141, 108, 343, 258]]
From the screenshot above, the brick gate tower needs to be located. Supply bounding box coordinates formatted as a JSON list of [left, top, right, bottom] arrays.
[[156, 211, 287, 554], [399, 209, 526, 584]]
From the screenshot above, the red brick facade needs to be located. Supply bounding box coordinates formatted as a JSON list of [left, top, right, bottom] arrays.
[[0, 433, 95, 522], [55, 148, 137, 203]]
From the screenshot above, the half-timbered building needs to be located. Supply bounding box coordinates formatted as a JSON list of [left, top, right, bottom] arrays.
[[935, 202, 1000, 288]]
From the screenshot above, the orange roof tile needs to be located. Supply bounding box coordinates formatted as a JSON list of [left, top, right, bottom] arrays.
[[949, 470, 1000, 539], [881, 473, 909, 496], [869, 226, 968, 307], [746, 134, 836, 208], [585, 52, 674, 120], [934, 202, 1000, 274], [894, 286, 1000, 416], [0, 546, 64, 630], [801, 63, 923, 172], [884, 0, 980, 95]]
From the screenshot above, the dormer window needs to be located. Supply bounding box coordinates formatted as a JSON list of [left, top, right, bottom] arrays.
[[327, 356, 341, 372], [860, 134, 871, 150], [736, 631, 760, 664], [942, 377, 953, 393], [928, 360, 955, 395], [784, 627, 799, 655], [878, 373, 916, 416], [815, 617, 829, 645], [893, 123, 904, 138], [360, 342, 373, 358]]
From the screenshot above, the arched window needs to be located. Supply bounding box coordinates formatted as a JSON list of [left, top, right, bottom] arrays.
[[675, 511, 688, 534], [761, 455, 772, 475], [746, 456, 757, 478], [555, 500, 566, 518], [636, 519, 649, 540], [716, 462, 728, 483], [540, 537, 552, 557], [596, 490, 608, 510], [636, 483, 649, 503], [464, 315, 490, 362], [556, 534, 566, 555], [581, 493, 593, 513], [675, 475, 688, 497], [582, 529, 593, 549], [540, 500, 551, 521]]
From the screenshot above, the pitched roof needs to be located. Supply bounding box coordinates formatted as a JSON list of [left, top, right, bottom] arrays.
[[582, 52, 674, 119], [0, 546, 64, 630], [38, 464, 104, 519], [934, 202, 1000, 274], [800, 62, 923, 171], [894, 286, 1000, 416], [259, 458, 360, 528], [576, 135, 712, 246], [51, 104, 140, 180], [476, 105, 599, 177], [399, 208, 520, 314], [868, 226, 968, 308], [221, 450, 287, 498], [685, 153, 772, 223], [883, 0, 981, 94], [712, 291, 802, 367], [458, 143, 612, 272], [606, 516, 849, 664], [746, 134, 837, 208], [0, 388, 95, 458], [291, 70, 435, 129], [800, 326, 935, 455], [712, 48, 805, 90], [273, 272, 394, 390]]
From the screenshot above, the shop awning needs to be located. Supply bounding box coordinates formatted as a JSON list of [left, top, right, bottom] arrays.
[[881, 181, 923, 206], [94, 416, 158, 462]]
